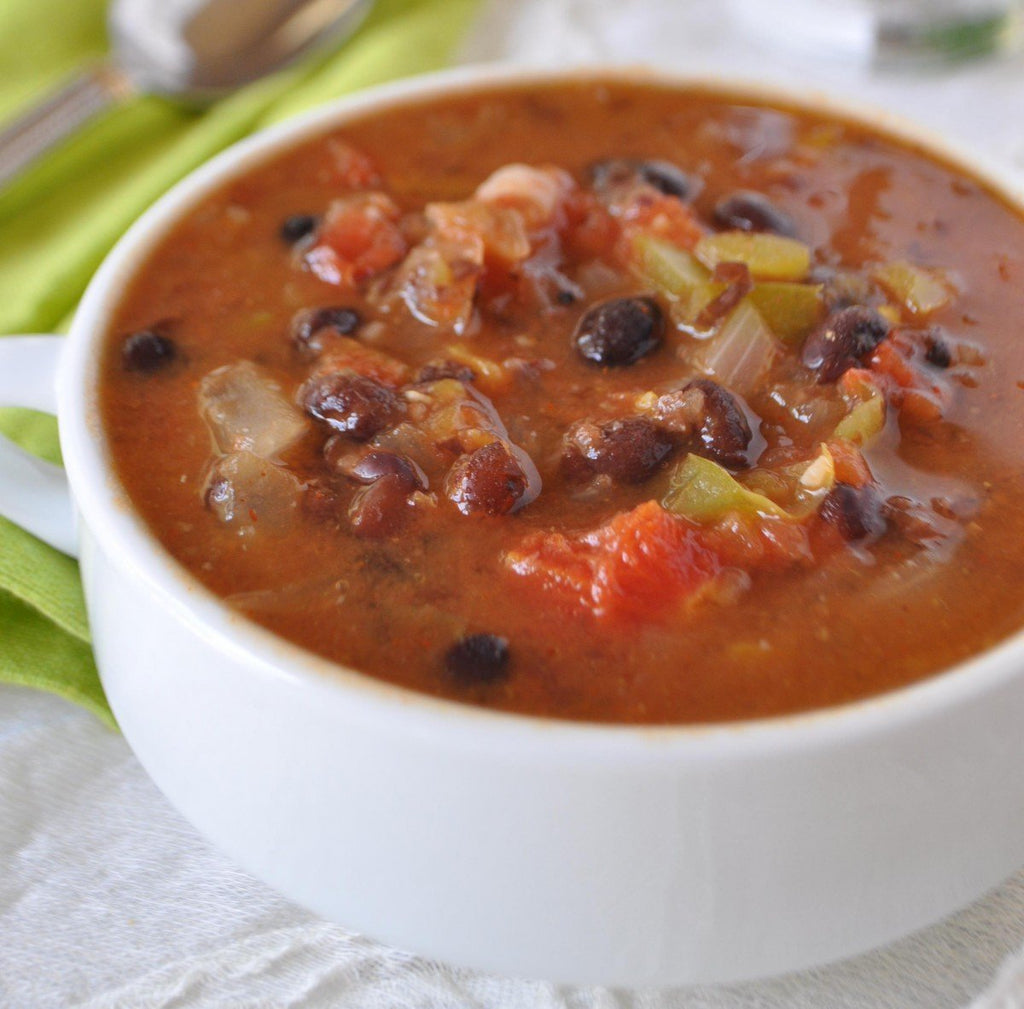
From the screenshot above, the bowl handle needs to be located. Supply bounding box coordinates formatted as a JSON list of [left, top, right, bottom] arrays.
[[0, 335, 77, 557]]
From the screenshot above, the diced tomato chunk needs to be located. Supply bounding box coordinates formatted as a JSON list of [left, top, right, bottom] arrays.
[[563, 190, 620, 260], [475, 164, 575, 233], [617, 191, 703, 254], [505, 500, 722, 622], [425, 200, 530, 267], [700, 513, 812, 571], [313, 336, 409, 387], [306, 193, 408, 287], [393, 232, 483, 334], [823, 438, 873, 489], [869, 337, 951, 424]]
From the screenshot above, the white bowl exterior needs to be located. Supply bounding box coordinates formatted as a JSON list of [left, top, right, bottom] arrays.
[[83, 521, 1024, 984], [60, 65, 1024, 985]]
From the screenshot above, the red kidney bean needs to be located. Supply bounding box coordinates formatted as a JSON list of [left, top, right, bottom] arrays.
[[445, 441, 533, 516], [563, 416, 675, 484], [348, 473, 412, 537], [343, 449, 427, 490], [686, 378, 753, 468], [802, 306, 890, 382], [301, 372, 400, 440]]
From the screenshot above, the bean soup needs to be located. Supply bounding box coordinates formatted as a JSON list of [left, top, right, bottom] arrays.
[[100, 80, 1024, 723]]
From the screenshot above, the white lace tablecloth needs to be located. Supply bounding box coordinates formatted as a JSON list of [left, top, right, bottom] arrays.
[[7, 1, 1024, 1005]]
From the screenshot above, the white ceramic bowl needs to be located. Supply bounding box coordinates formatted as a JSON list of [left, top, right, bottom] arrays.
[[3, 65, 1024, 988]]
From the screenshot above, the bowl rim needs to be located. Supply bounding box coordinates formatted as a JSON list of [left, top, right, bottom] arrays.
[[59, 61, 1024, 755]]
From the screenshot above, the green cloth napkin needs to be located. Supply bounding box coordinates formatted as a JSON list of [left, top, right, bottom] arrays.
[[0, 0, 480, 726]]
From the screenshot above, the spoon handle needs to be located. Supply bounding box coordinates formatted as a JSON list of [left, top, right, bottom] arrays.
[[0, 64, 136, 191]]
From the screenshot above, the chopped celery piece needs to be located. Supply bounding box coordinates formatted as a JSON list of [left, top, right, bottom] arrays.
[[872, 260, 952, 316], [632, 234, 709, 296], [691, 299, 779, 395], [835, 371, 886, 446], [663, 454, 787, 523], [748, 282, 824, 343], [695, 231, 811, 281], [743, 445, 835, 518], [877, 304, 902, 325], [834, 395, 886, 445]]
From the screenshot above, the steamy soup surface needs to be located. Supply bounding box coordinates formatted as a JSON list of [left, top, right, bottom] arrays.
[[101, 80, 1024, 724]]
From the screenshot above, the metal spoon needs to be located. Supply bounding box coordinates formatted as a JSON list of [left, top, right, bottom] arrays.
[[0, 0, 373, 190]]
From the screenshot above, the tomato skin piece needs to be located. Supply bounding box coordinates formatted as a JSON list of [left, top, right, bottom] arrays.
[[505, 500, 723, 622], [823, 438, 873, 489], [563, 191, 619, 261], [313, 336, 409, 387], [701, 512, 812, 571], [869, 338, 950, 425], [618, 192, 703, 253], [306, 193, 408, 287]]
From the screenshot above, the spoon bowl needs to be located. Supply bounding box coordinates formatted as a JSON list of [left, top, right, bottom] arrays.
[[110, 0, 374, 100], [0, 0, 373, 189]]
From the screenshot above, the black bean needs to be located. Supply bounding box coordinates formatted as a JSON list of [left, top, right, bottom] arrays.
[[343, 449, 427, 490], [924, 330, 953, 369], [802, 306, 891, 383], [563, 416, 674, 484], [416, 359, 476, 384], [445, 633, 510, 685], [122, 330, 177, 373], [348, 473, 411, 537], [279, 213, 319, 244], [685, 378, 753, 468], [712, 191, 797, 237], [574, 296, 663, 367], [638, 160, 698, 200], [589, 158, 698, 201], [820, 483, 883, 541], [291, 306, 361, 358], [445, 441, 532, 516], [300, 372, 400, 440]]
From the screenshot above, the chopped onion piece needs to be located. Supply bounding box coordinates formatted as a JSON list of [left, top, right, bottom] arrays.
[[872, 260, 953, 316], [692, 299, 780, 395], [798, 444, 836, 492], [205, 451, 304, 535], [199, 362, 307, 459]]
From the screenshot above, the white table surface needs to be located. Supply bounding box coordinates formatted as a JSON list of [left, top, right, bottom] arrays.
[[7, 1, 1024, 1005]]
